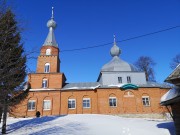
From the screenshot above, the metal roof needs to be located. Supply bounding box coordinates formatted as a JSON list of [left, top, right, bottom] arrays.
[[165, 64, 180, 83], [138, 81, 171, 88], [43, 7, 58, 47], [101, 56, 138, 72], [61, 81, 169, 91], [61, 82, 100, 90]]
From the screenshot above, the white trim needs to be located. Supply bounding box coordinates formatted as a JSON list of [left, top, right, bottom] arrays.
[[83, 98, 91, 108], [68, 99, 76, 109], [142, 96, 150, 106], [43, 100, 51, 110], [42, 79, 48, 88], [29, 89, 59, 91], [109, 97, 117, 107], [46, 49, 51, 55], [28, 100, 36, 111], [44, 63, 50, 73]]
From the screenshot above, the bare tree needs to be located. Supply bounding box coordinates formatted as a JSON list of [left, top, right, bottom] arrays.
[[170, 53, 180, 69], [134, 56, 156, 81]]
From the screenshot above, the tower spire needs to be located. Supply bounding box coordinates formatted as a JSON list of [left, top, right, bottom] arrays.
[[51, 7, 54, 19], [43, 7, 58, 47], [113, 34, 116, 45]]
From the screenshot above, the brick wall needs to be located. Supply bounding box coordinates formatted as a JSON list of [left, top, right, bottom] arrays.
[[12, 87, 168, 117], [28, 73, 65, 89]]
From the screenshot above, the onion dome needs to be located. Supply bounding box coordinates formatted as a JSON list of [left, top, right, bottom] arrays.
[[110, 35, 121, 57], [101, 35, 138, 72], [43, 7, 58, 47]]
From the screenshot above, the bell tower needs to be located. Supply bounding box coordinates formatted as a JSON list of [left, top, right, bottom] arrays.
[[37, 7, 60, 73], [28, 7, 66, 89]]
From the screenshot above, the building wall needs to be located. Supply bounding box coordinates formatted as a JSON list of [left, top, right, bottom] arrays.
[[100, 72, 146, 85], [12, 91, 61, 117], [37, 46, 60, 73], [60, 90, 98, 114], [12, 87, 168, 117], [60, 87, 168, 115], [28, 73, 65, 89]]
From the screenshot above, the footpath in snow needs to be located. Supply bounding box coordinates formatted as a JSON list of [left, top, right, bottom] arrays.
[[1, 114, 175, 135]]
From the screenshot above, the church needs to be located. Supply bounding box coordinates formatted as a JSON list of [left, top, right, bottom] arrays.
[[12, 8, 169, 117]]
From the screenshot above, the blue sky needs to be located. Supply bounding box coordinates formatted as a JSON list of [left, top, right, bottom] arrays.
[[12, 0, 180, 83]]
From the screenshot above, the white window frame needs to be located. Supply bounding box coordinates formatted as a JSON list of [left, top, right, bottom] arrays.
[[127, 76, 131, 83], [44, 63, 50, 73], [46, 49, 51, 55], [68, 99, 76, 109], [43, 100, 51, 110], [118, 77, 122, 83], [109, 97, 117, 107], [28, 100, 36, 111], [142, 96, 150, 107], [42, 79, 48, 88], [83, 98, 91, 108]]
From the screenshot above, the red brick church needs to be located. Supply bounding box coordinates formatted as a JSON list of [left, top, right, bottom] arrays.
[[12, 8, 169, 117]]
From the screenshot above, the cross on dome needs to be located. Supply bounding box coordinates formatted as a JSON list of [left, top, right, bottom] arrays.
[[43, 7, 58, 47], [110, 35, 121, 57]]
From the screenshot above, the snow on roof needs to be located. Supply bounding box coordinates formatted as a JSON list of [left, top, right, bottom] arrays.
[[138, 81, 170, 88], [107, 84, 125, 87], [161, 86, 180, 102], [61, 82, 100, 90]]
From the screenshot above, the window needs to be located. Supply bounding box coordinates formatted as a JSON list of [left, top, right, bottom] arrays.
[[127, 76, 131, 83], [42, 79, 48, 88], [46, 49, 51, 55], [68, 99, 76, 109], [83, 98, 90, 108], [109, 97, 117, 107], [142, 96, 150, 106], [44, 63, 50, 73], [28, 100, 35, 111], [118, 77, 122, 83], [43, 100, 51, 110]]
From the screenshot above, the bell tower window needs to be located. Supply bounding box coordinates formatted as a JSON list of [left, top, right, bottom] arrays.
[[46, 49, 51, 55], [42, 79, 48, 88], [44, 63, 50, 73]]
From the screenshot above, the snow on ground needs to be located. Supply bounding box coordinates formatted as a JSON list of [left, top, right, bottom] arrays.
[[2, 114, 175, 135]]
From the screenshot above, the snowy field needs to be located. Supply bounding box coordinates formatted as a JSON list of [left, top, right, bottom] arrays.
[[2, 114, 175, 135]]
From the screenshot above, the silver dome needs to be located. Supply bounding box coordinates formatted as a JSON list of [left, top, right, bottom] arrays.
[[47, 19, 57, 28], [101, 56, 138, 72]]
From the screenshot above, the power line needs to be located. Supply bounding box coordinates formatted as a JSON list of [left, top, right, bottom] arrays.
[[60, 25, 180, 52]]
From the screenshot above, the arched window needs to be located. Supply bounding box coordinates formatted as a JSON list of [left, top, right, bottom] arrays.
[[83, 98, 91, 108], [44, 63, 50, 73], [109, 94, 117, 107], [43, 100, 51, 110], [46, 49, 51, 55], [142, 95, 150, 106], [42, 79, 48, 88], [28, 100, 36, 111]]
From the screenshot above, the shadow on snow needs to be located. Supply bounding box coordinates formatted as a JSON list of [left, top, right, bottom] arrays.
[[29, 122, 89, 135], [6, 115, 66, 134], [157, 121, 176, 135]]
